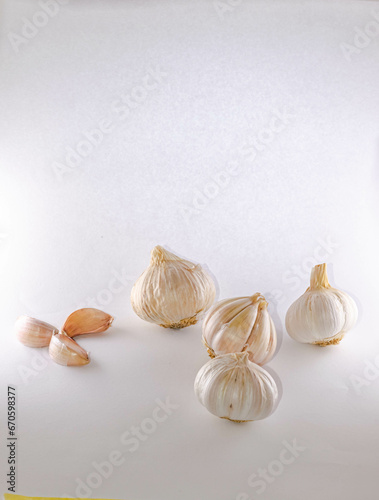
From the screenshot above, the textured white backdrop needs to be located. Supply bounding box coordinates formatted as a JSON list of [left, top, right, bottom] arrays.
[[1, 1, 379, 499]]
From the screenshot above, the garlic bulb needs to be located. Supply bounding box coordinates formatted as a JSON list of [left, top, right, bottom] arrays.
[[49, 333, 90, 366], [15, 316, 59, 347], [131, 246, 216, 329], [202, 293, 277, 365], [194, 352, 278, 422], [285, 263, 358, 346]]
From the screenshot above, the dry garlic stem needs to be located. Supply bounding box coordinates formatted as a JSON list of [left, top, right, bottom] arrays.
[[194, 352, 278, 422], [202, 293, 277, 365], [49, 333, 90, 366], [15, 316, 59, 348], [131, 246, 216, 329], [285, 263, 358, 346]]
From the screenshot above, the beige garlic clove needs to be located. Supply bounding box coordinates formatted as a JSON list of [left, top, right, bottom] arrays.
[[131, 245, 216, 329], [194, 352, 278, 422], [285, 263, 358, 346], [202, 293, 277, 365], [49, 333, 90, 366], [15, 316, 59, 348], [62, 308, 114, 337]]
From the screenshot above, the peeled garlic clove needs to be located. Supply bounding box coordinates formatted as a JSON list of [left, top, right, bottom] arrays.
[[194, 352, 278, 422], [131, 245, 216, 329], [285, 263, 358, 346], [15, 316, 59, 348], [202, 293, 277, 365], [62, 308, 114, 337], [49, 333, 90, 366]]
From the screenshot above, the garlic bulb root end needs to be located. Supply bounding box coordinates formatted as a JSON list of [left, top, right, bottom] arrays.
[[313, 333, 344, 346], [161, 315, 198, 329], [221, 417, 253, 423]]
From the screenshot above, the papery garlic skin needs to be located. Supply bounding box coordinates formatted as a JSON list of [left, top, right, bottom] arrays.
[[131, 246, 216, 329], [63, 308, 114, 337], [194, 352, 278, 422], [285, 263, 358, 346], [202, 293, 277, 365], [15, 316, 58, 348], [49, 333, 90, 366]]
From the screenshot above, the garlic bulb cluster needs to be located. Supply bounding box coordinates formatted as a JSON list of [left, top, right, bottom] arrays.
[[194, 352, 278, 422], [131, 246, 216, 329], [285, 263, 358, 346], [15, 308, 113, 366], [202, 293, 277, 365]]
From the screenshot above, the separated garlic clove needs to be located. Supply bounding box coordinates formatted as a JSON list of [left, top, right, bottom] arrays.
[[62, 308, 114, 337], [194, 352, 278, 422], [15, 316, 59, 348], [285, 263, 358, 346], [131, 245, 216, 329], [49, 333, 90, 366], [202, 293, 277, 365]]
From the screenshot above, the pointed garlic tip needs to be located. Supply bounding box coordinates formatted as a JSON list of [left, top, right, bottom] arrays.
[[232, 351, 250, 364], [49, 333, 90, 366], [202, 294, 277, 365], [15, 316, 59, 348], [150, 245, 181, 265], [310, 263, 330, 289], [250, 293, 268, 309], [62, 308, 114, 338], [194, 353, 279, 422], [285, 263, 358, 345], [131, 246, 216, 329]]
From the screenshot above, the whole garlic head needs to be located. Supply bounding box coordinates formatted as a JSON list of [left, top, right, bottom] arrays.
[[202, 293, 277, 365], [285, 263, 358, 346], [131, 246, 216, 329], [194, 352, 278, 422]]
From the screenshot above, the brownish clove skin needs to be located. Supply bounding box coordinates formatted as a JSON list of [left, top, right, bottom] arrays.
[[15, 316, 59, 348], [16, 308, 113, 367], [49, 333, 90, 366], [62, 308, 114, 337]]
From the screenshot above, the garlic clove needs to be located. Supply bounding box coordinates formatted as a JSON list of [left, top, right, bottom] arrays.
[[15, 316, 59, 348], [131, 245, 216, 329], [49, 333, 90, 366], [62, 308, 114, 338], [194, 351, 278, 422], [202, 293, 277, 365], [285, 263, 358, 346]]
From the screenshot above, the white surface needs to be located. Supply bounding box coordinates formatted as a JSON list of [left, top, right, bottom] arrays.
[[1, 1, 379, 499]]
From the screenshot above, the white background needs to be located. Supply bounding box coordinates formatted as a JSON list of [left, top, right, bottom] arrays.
[[1, 1, 379, 499]]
